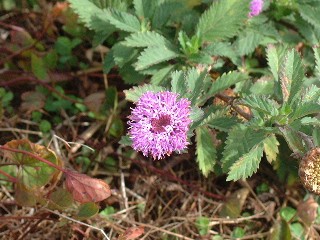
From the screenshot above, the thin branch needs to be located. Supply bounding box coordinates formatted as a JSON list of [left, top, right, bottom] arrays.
[[46, 209, 110, 240], [0, 145, 65, 173]]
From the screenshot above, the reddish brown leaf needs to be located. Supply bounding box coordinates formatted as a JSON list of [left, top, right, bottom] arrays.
[[84, 92, 105, 113], [20, 91, 46, 112], [118, 226, 144, 240], [65, 170, 111, 203], [297, 196, 318, 226]]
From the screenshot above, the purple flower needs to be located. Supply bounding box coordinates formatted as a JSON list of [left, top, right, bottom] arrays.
[[128, 91, 192, 160], [249, 0, 263, 17]]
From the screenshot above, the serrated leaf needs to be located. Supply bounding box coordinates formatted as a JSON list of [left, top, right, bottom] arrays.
[[31, 53, 48, 80], [105, 8, 141, 32], [241, 95, 279, 116], [171, 70, 188, 96], [133, 0, 155, 19], [263, 134, 279, 163], [112, 42, 138, 67], [195, 126, 217, 177], [314, 47, 320, 76], [226, 142, 264, 181], [152, 1, 181, 29], [279, 126, 306, 154], [289, 102, 320, 121], [279, 49, 304, 104], [298, 3, 320, 28], [201, 106, 239, 131], [68, 0, 105, 29], [196, 0, 250, 42], [267, 44, 280, 82], [208, 71, 248, 95], [123, 31, 171, 48], [124, 84, 165, 102], [204, 42, 240, 65], [150, 65, 175, 85], [135, 46, 179, 71], [235, 29, 263, 56], [185, 68, 210, 105], [222, 125, 267, 173], [189, 106, 204, 130]]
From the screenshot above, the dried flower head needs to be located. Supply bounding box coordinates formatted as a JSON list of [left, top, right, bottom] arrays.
[[249, 0, 264, 17], [299, 148, 320, 194], [128, 91, 191, 160]]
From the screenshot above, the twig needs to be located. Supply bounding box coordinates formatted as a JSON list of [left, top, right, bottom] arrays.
[[216, 93, 252, 120], [0, 169, 17, 183], [46, 209, 110, 240], [0, 145, 65, 172]]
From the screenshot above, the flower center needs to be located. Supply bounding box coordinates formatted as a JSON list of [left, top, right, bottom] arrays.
[[151, 114, 171, 133]]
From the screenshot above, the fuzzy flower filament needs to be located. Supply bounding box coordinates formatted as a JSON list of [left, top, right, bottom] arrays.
[[128, 91, 191, 160], [249, 0, 264, 17]]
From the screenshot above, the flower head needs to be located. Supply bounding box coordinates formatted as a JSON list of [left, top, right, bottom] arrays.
[[249, 0, 263, 17], [299, 148, 320, 194], [128, 91, 191, 160]]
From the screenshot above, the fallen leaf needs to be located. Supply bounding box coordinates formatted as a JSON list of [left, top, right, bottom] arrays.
[[297, 196, 318, 227], [118, 226, 144, 240], [219, 188, 249, 218], [65, 170, 111, 203]]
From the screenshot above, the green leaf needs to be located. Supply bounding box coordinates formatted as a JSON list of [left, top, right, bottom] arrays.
[[195, 217, 210, 236], [279, 126, 306, 154], [124, 84, 165, 102], [133, 0, 155, 19], [289, 102, 320, 121], [152, 1, 181, 29], [279, 49, 304, 104], [241, 95, 279, 116], [235, 29, 263, 56], [298, 3, 320, 28], [105, 8, 141, 32], [314, 47, 320, 76], [31, 53, 48, 80], [171, 70, 188, 96], [227, 142, 264, 181], [196, 0, 250, 42], [204, 42, 240, 65], [208, 71, 248, 95], [77, 202, 99, 219], [222, 125, 267, 173], [112, 42, 138, 67], [269, 219, 292, 240], [49, 188, 73, 210], [195, 126, 217, 177], [135, 46, 179, 71], [150, 65, 175, 85], [202, 107, 239, 132], [68, 0, 105, 29], [123, 31, 171, 48], [3, 139, 60, 189], [189, 106, 205, 131], [263, 134, 279, 163]]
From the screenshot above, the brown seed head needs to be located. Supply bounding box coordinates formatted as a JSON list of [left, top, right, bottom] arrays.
[[299, 148, 320, 194]]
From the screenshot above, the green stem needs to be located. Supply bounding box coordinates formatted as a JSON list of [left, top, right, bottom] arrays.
[[0, 145, 66, 173]]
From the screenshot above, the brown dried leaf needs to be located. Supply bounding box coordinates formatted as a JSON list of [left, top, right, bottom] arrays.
[[65, 170, 111, 203], [84, 92, 105, 113], [297, 196, 318, 227], [20, 91, 46, 112], [118, 226, 144, 240], [219, 188, 249, 218]]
